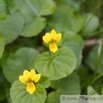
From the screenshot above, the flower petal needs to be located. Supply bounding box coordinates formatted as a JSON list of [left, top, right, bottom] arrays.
[[23, 70, 30, 78], [30, 69, 36, 80], [43, 35, 51, 44], [33, 74, 41, 83], [26, 82, 35, 94], [19, 76, 28, 83], [54, 33, 62, 42], [49, 42, 58, 53], [45, 33, 51, 37], [51, 29, 56, 37]]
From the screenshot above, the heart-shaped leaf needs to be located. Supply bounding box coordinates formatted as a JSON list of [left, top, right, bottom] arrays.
[[35, 46, 77, 80], [47, 5, 84, 33], [62, 32, 84, 68], [46, 73, 80, 103], [10, 80, 46, 103], [21, 18, 46, 37], [2, 47, 39, 83], [0, 12, 25, 44], [15, 0, 55, 23]]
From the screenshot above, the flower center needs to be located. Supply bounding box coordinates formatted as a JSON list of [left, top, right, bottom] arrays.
[[28, 82, 33, 88]]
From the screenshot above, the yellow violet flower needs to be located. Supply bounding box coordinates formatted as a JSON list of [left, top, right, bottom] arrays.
[[43, 29, 62, 53], [19, 69, 41, 94]]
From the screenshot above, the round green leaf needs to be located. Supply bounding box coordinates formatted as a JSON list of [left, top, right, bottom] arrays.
[[2, 47, 39, 83], [0, 0, 9, 21], [35, 46, 77, 80], [46, 73, 80, 103], [88, 46, 103, 73], [15, 0, 55, 21], [47, 5, 84, 33], [0, 33, 5, 59], [0, 12, 25, 44], [55, 0, 80, 11], [10, 80, 46, 103], [81, 13, 100, 38], [21, 18, 46, 37], [62, 33, 84, 68], [38, 76, 51, 88]]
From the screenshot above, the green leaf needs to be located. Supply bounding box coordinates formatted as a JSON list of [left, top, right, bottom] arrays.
[[7, 0, 15, 8], [88, 46, 103, 73], [55, 0, 80, 11], [47, 5, 84, 33], [81, 13, 100, 38], [87, 86, 99, 95], [0, 0, 9, 21], [62, 32, 84, 68], [21, 18, 46, 37], [0, 33, 5, 59], [35, 46, 77, 80], [46, 73, 80, 103], [10, 80, 46, 103], [2, 47, 39, 83], [77, 65, 92, 89], [38, 76, 51, 88], [0, 12, 25, 44], [15, 0, 55, 20], [87, 86, 101, 103]]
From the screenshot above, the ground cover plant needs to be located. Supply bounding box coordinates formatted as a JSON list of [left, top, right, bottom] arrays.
[[0, 0, 103, 103]]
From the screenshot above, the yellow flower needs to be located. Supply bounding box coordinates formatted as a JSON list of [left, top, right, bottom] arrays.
[[19, 69, 41, 94], [43, 29, 62, 53]]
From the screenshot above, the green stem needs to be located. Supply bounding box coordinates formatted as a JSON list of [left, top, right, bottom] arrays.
[[25, 0, 40, 17], [93, 38, 103, 79], [88, 84, 102, 95], [91, 73, 103, 86]]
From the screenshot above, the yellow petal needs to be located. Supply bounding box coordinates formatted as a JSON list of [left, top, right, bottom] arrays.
[[54, 33, 62, 42], [23, 70, 30, 78], [19, 76, 28, 83], [51, 29, 56, 37], [30, 69, 36, 80], [26, 82, 35, 94], [45, 33, 51, 37], [33, 74, 41, 83], [43, 35, 51, 44], [49, 42, 58, 53]]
